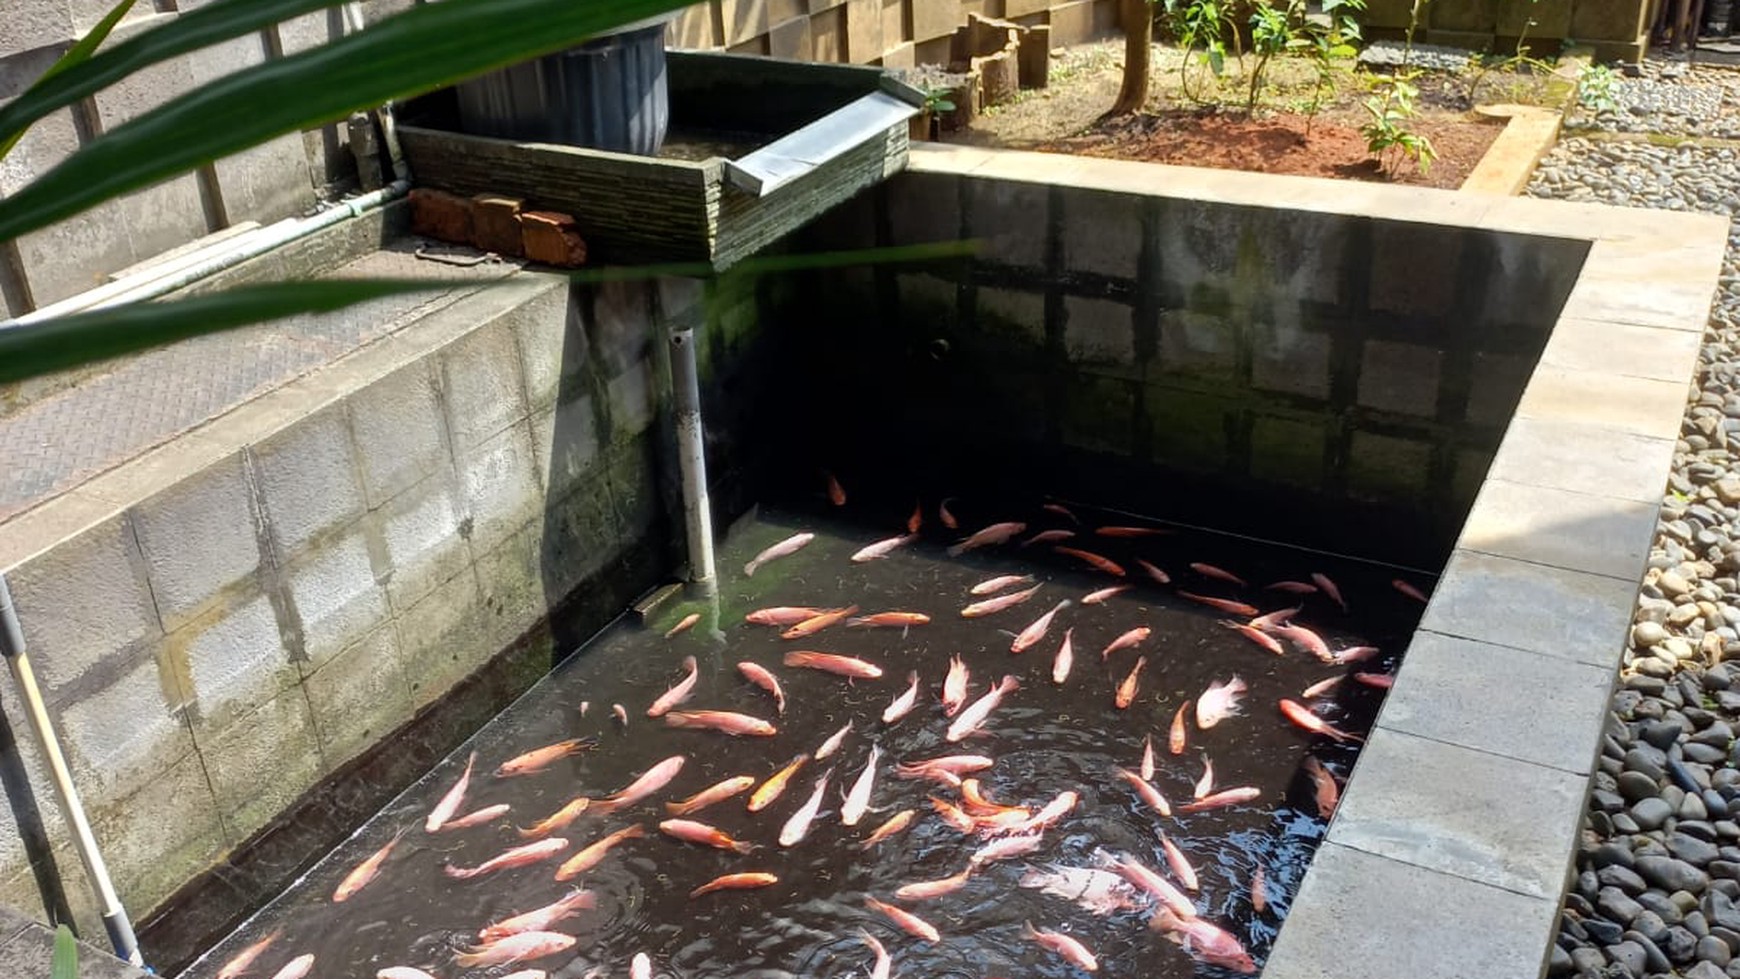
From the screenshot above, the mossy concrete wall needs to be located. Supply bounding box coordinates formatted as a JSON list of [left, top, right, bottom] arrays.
[[781, 155, 1588, 567], [1360, 0, 1652, 61], [0, 249, 772, 956]]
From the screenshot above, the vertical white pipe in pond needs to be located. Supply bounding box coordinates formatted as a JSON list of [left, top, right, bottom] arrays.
[[668, 325, 717, 588], [0, 575, 141, 966]]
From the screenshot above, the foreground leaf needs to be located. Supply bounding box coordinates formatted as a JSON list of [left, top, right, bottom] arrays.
[[51, 925, 77, 979], [0, 0, 138, 162], [0, 0, 691, 244]]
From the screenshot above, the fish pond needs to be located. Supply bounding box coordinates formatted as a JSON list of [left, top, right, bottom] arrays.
[[188, 493, 1429, 979]]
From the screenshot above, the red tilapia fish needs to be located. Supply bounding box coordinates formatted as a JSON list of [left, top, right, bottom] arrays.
[[1302, 675, 1342, 699], [659, 818, 755, 853], [961, 583, 1043, 618], [1101, 852, 1195, 919], [495, 738, 596, 778], [1052, 628, 1075, 685], [1333, 645, 1381, 665], [779, 768, 833, 846], [1160, 832, 1200, 891], [1190, 562, 1247, 587], [908, 501, 924, 534], [1044, 502, 1080, 523], [479, 890, 596, 943], [1312, 572, 1347, 611], [1024, 529, 1076, 546], [860, 809, 915, 849], [737, 661, 787, 714], [380, 967, 437, 979], [646, 656, 700, 717], [1219, 620, 1284, 655], [1007, 790, 1080, 835], [664, 612, 700, 639], [851, 533, 915, 563], [882, 672, 921, 725], [947, 521, 1026, 557], [971, 574, 1033, 596], [939, 498, 959, 529], [745, 606, 826, 626], [1177, 591, 1259, 617], [666, 775, 756, 817], [1268, 579, 1317, 595], [1097, 524, 1169, 538], [865, 897, 941, 942], [454, 932, 576, 969], [443, 803, 510, 830], [1082, 584, 1132, 605], [895, 867, 974, 901], [1252, 865, 1269, 914], [849, 611, 931, 628], [631, 953, 653, 979], [1249, 606, 1301, 631], [594, 755, 687, 814], [781, 605, 860, 640], [1136, 558, 1171, 585], [946, 675, 1020, 742], [1302, 756, 1340, 818], [841, 745, 882, 826], [1353, 671, 1393, 689], [1270, 623, 1333, 663], [664, 710, 776, 737], [1100, 626, 1150, 660], [332, 829, 404, 902], [1196, 676, 1247, 729], [1116, 767, 1172, 817], [1179, 786, 1261, 812], [1055, 546, 1126, 577], [424, 752, 476, 833], [968, 831, 1044, 867], [690, 872, 777, 898], [895, 754, 994, 783], [554, 825, 644, 880], [783, 650, 883, 679], [743, 531, 814, 577], [1141, 735, 1156, 781], [861, 929, 892, 979], [445, 838, 569, 880], [750, 754, 810, 812], [960, 778, 1023, 817], [1115, 656, 1146, 709], [518, 797, 590, 839], [1170, 701, 1190, 755], [215, 931, 280, 979], [1012, 600, 1070, 654], [1279, 698, 1363, 742], [1023, 923, 1100, 972], [1019, 866, 1143, 916], [1151, 907, 1257, 973], [1393, 578, 1429, 603], [815, 721, 853, 760], [267, 955, 314, 979], [943, 655, 970, 716], [825, 470, 847, 505]]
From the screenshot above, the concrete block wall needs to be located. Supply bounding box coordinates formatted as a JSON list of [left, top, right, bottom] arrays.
[[783, 165, 1589, 566], [0, 261, 753, 937], [667, 0, 1119, 65], [0, 1, 423, 316], [1360, 0, 1652, 60]]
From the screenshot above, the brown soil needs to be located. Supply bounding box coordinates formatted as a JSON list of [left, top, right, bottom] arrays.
[[1038, 105, 1505, 189]]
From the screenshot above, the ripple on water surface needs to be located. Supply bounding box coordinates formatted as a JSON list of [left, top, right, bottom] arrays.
[[189, 496, 1430, 979]]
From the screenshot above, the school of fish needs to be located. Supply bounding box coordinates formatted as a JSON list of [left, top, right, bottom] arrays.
[[205, 481, 1428, 979]]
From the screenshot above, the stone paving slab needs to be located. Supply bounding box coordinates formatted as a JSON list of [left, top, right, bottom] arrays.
[[0, 242, 519, 527]]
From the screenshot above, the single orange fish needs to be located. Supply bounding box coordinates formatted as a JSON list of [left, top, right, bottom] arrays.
[[1023, 529, 1076, 546], [971, 574, 1034, 596], [1332, 645, 1382, 665], [737, 661, 787, 714], [746, 606, 827, 626], [690, 871, 778, 898], [894, 867, 974, 901], [442, 803, 510, 830], [1101, 626, 1151, 659], [749, 754, 810, 811], [646, 655, 700, 718], [1169, 701, 1189, 755], [744, 532, 816, 577], [1012, 599, 1070, 654], [666, 775, 757, 816], [1096, 525, 1169, 538], [859, 809, 916, 849], [517, 796, 590, 838], [783, 650, 883, 679], [1136, 558, 1171, 585], [1052, 627, 1074, 685], [1054, 546, 1126, 577], [216, 931, 281, 979], [1082, 584, 1131, 604], [939, 498, 959, 529], [908, 501, 923, 534], [478, 890, 597, 943], [1116, 767, 1172, 816], [1043, 502, 1080, 523], [1249, 607, 1301, 631], [930, 795, 977, 833], [612, 703, 629, 726], [332, 829, 404, 902], [1312, 572, 1346, 611], [424, 752, 476, 833], [1267, 580, 1318, 595], [1195, 754, 1215, 800], [961, 583, 1044, 618], [781, 605, 860, 639], [1302, 756, 1340, 818], [849, 611, 931, 628], [664, 710, 777, 736], [942, 654, 970, 716], [266, 954, 314, 979], [1392, 578, 1429, 603], [1178, 592, 1259, 616], [1178, 786, 1261, 812], [554, 824, 645, 880], [1115, 656, 1146, 709], [959, 779, 1025, 817], [1219, 620, 1285, 654], [453, 933, 575, 969], [1302, 675, 1343, 698], [664, 612, 700, 639], [1352, 671, 1393, 689], [1023, 922, 1100, 972], [947, 521, 1026, 557], [445, 838, 569, 880], [495, 738, 595, 778], [1271, 623, 1333, 663], [882, 671, 921, 725], [825, 471, 847, 506], [896, 755, 995, 780], [1279, 699, 1361, 742], [1190, 562, 1247, 587], [865, 897, 941, 942], [594, 755, 687, 814], [1252, 865, 1269, 913], [852, 534, 917, 563], [659, 818, 755, 853], [815, 720, 853, 759]]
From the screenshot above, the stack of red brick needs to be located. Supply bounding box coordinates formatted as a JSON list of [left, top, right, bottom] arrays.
[[408, 188, 588, 268]]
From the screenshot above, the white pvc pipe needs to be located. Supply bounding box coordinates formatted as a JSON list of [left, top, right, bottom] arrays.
[[0, 575, 140, 966], [667, 325, 717, 588]]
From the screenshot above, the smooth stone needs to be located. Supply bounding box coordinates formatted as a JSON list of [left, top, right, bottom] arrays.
[[1615, 813, 1643, 834], [1662, 925, 1699, 962], [1609, 939, 1649, 974], [1637, 797, 1677, 830], [1623, 771, 1666, 802], [1594, 842, 1638, 869], [1684, 819, 1721, 842], [1602, 865, 1650, 894], [1706, 890, 1740, 933], [1588, 917, 1626, 944], [1637, 621, 1673, 647], [1694, 722, 1734, 746], [1690, 909, 1712, 936], [1721, 821, 1740, 840], [1703, 934, 1735, 967], [1572, 946, 1608, 974], [1689, 742, 1729, 764], [1632, 909, 1669, 942], [1714, 924, 1740, 953], [1579, 869, 1601, 899], [1638, 856, 1709, 893], [1643, 890, 1688, 921], [1629, 746, 1669, 781], [1686, 961, 1730, 979], [1672, 832, 1724, 866], [1547, 943, 1573, 975], [1603, 886, 1647, 923]]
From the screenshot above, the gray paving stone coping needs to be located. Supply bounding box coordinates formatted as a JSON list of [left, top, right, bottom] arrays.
[[906, 144, 1728, 979]]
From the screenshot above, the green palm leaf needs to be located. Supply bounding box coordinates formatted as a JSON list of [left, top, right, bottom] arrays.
[[0, 0, 138, 161], [0, 0, 691, 244]]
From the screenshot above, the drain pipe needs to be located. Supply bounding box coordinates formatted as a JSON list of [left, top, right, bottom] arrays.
[[668, 324, 717, 588], [0, 575, 140, 966]]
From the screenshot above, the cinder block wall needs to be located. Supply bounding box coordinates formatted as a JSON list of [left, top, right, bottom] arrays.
[[782, 168, 1589, 567], [0, 260, 776, 939], [667, 0, 1120, 67], [0, 0, 416, 319], [1360, 0, 1653, 61]]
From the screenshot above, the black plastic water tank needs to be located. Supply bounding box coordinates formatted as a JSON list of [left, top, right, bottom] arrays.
[[454, 20, 670, 155]]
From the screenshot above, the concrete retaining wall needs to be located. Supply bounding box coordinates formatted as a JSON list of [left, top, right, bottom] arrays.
[[782, 147, 1589, 567], [1360, 0, 1653, 61], [0, 244, 771, 944], [668, 0, 1119, 66]]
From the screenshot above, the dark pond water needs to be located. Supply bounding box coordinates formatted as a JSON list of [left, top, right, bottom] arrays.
[[187, 493, 1429, 979]]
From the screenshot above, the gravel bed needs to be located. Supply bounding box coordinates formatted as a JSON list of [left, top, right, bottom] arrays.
[[1357, 39, 1476, 72], [1529, 137, 1740, 977], [1573, 78, 1734, 136]]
